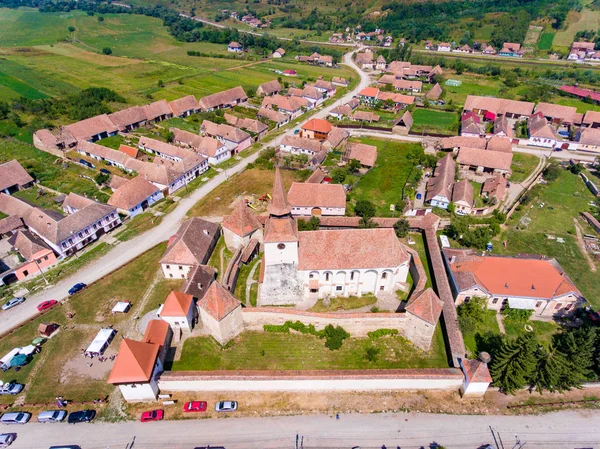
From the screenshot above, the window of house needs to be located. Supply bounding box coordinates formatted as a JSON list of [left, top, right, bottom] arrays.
[[336, 286, 343, 291], [68, 238, 73, 245], [350, 272, 355, 281], [179, 266, 183, 270], [380, 285, 385, 291], [565, 304, 573, 310], [310, 288, 318, 293], [325, 273, 330, 281], [309, 273, 314, 279], [492, 298, 499, 304], [23, 270, 29, 276], [464, 296, 471, 303], [381, 272, 387, 279], [169, 274, 173, 278], [44, 256, 48, 261], [535, 301, 543, 308], [554, 303, 562, 310]]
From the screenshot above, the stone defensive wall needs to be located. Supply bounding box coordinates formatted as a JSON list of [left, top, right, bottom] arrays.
[[158, 368, 464, 392]]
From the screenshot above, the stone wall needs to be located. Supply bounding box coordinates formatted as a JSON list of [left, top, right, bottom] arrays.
[[158, 368, 464, 392], [242, 307, 437, 350]]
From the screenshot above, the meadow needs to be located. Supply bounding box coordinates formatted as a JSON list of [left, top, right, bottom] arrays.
[[553, 6, 600, 49], [411, 108, 458, 135]]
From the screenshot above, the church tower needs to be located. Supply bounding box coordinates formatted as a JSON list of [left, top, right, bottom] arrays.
[[263, 167, 299, 266]]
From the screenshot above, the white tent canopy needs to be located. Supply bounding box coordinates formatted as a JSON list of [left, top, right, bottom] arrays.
[[85, 328, 116, 356], [19, 345, 38, 356], [0, 348, 21, 368], [111, 302, 131, 313]]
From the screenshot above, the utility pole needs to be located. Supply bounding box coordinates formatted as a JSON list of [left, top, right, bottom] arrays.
[[489, 426, 503, 449]]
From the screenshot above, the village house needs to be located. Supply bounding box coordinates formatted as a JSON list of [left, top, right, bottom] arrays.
[[142, 100, 173, 124], [582, 110, 600, 128], [160, 217, 220, 280], [198, 86, 248, 112], [463, 95, 534, 120], [0, 160, 34, 195], [439, 136, 487, 152], [493, 115, 513, 138], [272, 48, 286, 58], [108, 106, 147, 132], [456, 146, 513, 178], [454, 44, 473, 54], [324, 127, 349, 151], [7, 230, 57, 282], [576, 127, 600, 153], [65, 114, 119, 143], [568, 41, 596, 62], [108, 176, 164, 218], [355, 52, 375, 70], [224, 114, 268, 141], [426, 154, 455, 209], [426, 83, 443, 101], [357, 87, 415, 109], [168, 95, 199, 118], [279, 136, 323, 157], [259, 169, 412, 304], [486, 136, 513, 153], [352, 111, 380, 123], [451, 179, 474, 216], [33, 127, 77, 155], [200, 120, 252, 154], [329, 104, 353, 120], [0, 193, 120, 258], [157, 291, 196, 333], [256, 80, 282, 97], [392, 110, 414, 135], [498, 42, 524, 57], [481, 176, 507, 202], [227, 41, 243, 53], [534, 102, 580, 128], [107, 320, 171, 402], [343, 142, 378, 168], [461, 113, 484, 138], [482, 45, 497, 55], [123, 159, 184, 194], [300, 118, 333, 140], [261, 95, 310, 118], [332, 77, 349, 87], [170, 128, 231, 165], [376, 55, 387, 71], [437, 42, 452, 52], [393, 79, 423, 94], [77, 141, 132, 171], [138, 136, 194, 163], [222, 200, 263, 250], [287, 182, 346, 217], [257, 107, 290, 128], [527, 112, 559, 148], [444, 248, 584, 317], [424, 41, 435, 50], [314, 79, 336, 97]]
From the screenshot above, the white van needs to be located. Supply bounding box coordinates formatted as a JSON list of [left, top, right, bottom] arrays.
[[37, 410, 67, 423], [0, 412, 31, 425]]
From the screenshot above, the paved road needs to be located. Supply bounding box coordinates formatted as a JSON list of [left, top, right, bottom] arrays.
[[10, 410, 600, 449], [0, 51, 369, 336]]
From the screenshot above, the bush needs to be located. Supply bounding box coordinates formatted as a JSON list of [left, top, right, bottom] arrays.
[[393, 219, 410, 238], [102, 47, 112, 55], [355, 199, 376, 219], [322, 324, 350, 350], [364, 346, 380, 362], [457, 297, 487, 333], [502, 307, 533, 323], [68, 26, 75, 32], [368, 328, 399, 339]]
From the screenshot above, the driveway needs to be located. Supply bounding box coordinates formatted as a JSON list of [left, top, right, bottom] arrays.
[[0, 50, 370, 337], [9, 409, 600, 449]]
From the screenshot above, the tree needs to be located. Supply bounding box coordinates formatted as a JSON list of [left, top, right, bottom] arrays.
[[331, 167, 347, 184], [298, 216, 320, 231], [165, 131, 174, 143], [354, 199, 376, 219], [157, 79, 164, 88], [543, 163, 561, 181], [68, 26, 75, 32], [393, 219, 409, 238], [554, 327, 597, 384], [491, 334, 538, 394], [94, 172, 109, 185], [358, 217, 378, 228], [102, 47, 112, 55], [503, 71, 518, 88], [97, 16, 104, 22], [348, 158, 361, 173], [531, 345, 571, 393]]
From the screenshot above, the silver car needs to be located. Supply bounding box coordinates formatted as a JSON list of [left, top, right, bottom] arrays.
[[1, 298, 24, 311], [0, 383, 23, 396], [215, 401, 237, 412], [0, 433, 14, 447]]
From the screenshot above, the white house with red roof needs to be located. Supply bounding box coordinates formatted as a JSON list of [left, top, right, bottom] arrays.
[[287, 182, 346, 216], [157, 291, 196, 332], [198, 281, 243, 345], [259, 168, 412, 304], [221, 200, 263, 250]]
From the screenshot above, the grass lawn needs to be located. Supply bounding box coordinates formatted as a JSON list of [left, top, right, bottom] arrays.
[[538, 32, 555, 50], [188, 167, 301, 217], [461, 309, 500, 356], [554, 7, 600, 48], [309, 294, 377, 312], [503, 317, 557, 343], [411, 108, 459, 135], [13, 188, 64, 213], [69, 244, 166, 324], [496, 170, 599, 307], [0, 138, 108, 201], [347, 138, 424, 217], [171, 327, 449, 371], [510, 153, 540, 183], [96, 134, 125, 150], [207, 236, 233, 282], [234, 256, 262, 305], [141, 277, 185, 316], [115, 212, 163, 242], [400, 232, 432, 289], [249, 283, 258, 307]]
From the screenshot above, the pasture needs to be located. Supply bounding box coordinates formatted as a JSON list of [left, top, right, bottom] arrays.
[[553, 7, 600, 48], [411, 108, 458, 135], [538, 32, 555, 50]]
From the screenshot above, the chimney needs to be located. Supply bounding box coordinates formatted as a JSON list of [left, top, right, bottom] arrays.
[[505, 282, 509, 289], [203, 230, 209, 236]]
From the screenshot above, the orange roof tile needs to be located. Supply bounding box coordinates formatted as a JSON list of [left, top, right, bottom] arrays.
[[268, 167, 292, 216], [287, 182, 346, 208], [198, 282, 241, 321], [107, 339, 160, 384], [142, 319, 171, 346], [222, 200, 262, 237], [358, 87, 380, 98], [161, 291, 194, 317], [405, 288, 442, 325], [301, 118, 333, 134], [462, 359, 492, 383]]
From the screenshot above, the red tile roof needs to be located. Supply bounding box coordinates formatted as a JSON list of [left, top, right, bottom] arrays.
[[457, 147, 513, 171], [118, 144, 139, 159], [142, 319, 171, 346], [268, 167, 292, 216], [405, 288, 443, 325], [287, 182, 346, 209], [345, 142, 378, 167], [198, 282, 241, 321], [298, 228, 410, 271], [108, 176, 160, 211], [107, 338, 160, 384], [222, 200, 262, 237], [301, 118, 333, 134], [0, 160, 34, 192], [161, 291, 194, 317], [462, 359, 492, 383]]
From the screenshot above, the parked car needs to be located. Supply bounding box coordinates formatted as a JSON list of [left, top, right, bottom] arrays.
[[0, 382, 24, 396], [0, 412, 31, 425], [79, 159, 94, 169], [99, 168, 111, 175], [0, 433, 14, 447], [37, 300, 58, 313], [214, 401, 237, 412], [140, 409, 163, 422], [68, 283, 87, 296], [37, 410, 67, 423], [67, 410, 95, 424], [184, 401, 207, 413], [1, 298, 24, 311]]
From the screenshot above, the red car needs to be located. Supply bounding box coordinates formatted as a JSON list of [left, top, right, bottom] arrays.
[[37, 300, 58, 312], [140, 409, 164, 422], [183, 401, 207, 413]]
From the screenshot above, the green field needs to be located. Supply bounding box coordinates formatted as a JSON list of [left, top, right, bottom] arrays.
[[538, 32, 555, 50], [171, 327, 449, 371], [0, 71, 48, 100], [496, 170, 599, 307], [510, 153, 540, 183], [411, 108, 458, 135], [347, 138, 424, 217], [554, 7, 600, 48]]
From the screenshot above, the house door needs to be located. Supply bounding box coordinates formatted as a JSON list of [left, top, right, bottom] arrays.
[[311, 207, 322, 216]]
